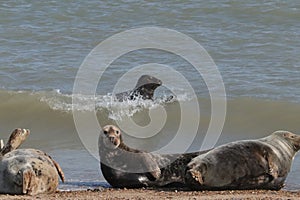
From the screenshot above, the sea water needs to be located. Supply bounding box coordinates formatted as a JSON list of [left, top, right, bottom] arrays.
[[0, 0, 300, 190]]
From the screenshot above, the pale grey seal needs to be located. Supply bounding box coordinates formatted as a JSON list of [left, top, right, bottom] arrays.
[[0, 128, 65, 195], [185, 131, 300, 190]]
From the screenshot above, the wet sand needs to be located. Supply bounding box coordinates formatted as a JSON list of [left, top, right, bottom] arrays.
[[0, 188, 300, 200]]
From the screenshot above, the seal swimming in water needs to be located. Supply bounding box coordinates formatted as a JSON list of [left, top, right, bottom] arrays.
[[185, 130, 300, 190], [115, 75, 162, 101], [98, 125, 209, 188], [0, 128, 65, 195]]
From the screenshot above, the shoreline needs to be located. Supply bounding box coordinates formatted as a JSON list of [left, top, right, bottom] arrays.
[[1, 188, 300, 200]]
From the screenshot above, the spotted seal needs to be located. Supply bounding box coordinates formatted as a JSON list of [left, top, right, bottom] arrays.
[[185, 131, 300, 190], [0, 128, 65, 195], [115, 75, 162, 101], [98, 125, 209, 188]]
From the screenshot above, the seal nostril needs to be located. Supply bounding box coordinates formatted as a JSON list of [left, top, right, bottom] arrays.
[[109, 136, 115, 143]]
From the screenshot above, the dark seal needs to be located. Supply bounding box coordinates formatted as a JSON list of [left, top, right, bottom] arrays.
[[185, 130, 300, 190], [115, 75, 162, 101], [98, 125, 208, 188]]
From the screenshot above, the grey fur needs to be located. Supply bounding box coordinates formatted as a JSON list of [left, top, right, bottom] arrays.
[[185, 131, 300, 190], [0, 129, 64, 195]]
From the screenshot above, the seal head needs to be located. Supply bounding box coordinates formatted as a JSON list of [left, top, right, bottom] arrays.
[[271, 130, 300, 151], [101, 125, 122, 149], [115, 75, 162, 101], [0, 128, 30, 156]]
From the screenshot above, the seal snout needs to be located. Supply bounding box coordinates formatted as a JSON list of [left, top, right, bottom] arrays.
[[21, 129, 30, 136], [148, 76, 162, 87], [14, 128, 30, 136], [136, 75, 162, 88], [148, 76, 162, 86], [108, 135, 117, 145]]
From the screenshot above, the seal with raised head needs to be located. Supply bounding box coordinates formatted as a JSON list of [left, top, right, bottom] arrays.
[[185, 130, 300, 190], [115, 75, 162, 101], [0, 128, 65, 195], [98, 125, 209, 188]]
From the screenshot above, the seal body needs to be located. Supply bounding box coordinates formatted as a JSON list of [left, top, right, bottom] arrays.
[[0, 148, 64, 195], [0, 128, 64, 195], [99, 125, 162, 188], [115, 75, 162, 101], [150, 151, 209, 187], [185, 131, 300, 190], [99, 125, 208, 188]]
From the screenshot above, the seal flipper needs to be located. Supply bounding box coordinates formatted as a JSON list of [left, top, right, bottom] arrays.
[[185, 161, 208, 188], [150, 170, 161, 180], [51, 159, 65, 182], [42, 152, 65, 182], [263, 149, 279, 181], [22, 169, 37, 195], [141, 153, 161, 180], [263, 150, 286, 190]]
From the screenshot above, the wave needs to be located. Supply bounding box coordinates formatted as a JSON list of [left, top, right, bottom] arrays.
[[40, 90, 189, 120], [0, 89, 190, 149], [1, 89, 300, 142], [2, 89, 300, 190]]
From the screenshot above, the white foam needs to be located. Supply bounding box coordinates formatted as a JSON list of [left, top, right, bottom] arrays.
[[39, 90, 191, 120]]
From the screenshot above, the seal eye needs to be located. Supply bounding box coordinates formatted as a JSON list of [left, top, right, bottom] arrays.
[[103, 130, 108, 135], [116, 130, 120, 135]]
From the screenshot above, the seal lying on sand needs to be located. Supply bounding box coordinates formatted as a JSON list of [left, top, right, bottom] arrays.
[[185, 131, 300, 190], [0, 128, 65, 195], [115, 75, 162, 101], [98, 125, 209, 188]]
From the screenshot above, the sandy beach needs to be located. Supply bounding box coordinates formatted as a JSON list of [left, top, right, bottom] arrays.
[[0, 188, 300, 200]]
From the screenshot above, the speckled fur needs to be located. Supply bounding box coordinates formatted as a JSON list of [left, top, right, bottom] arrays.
[[115, 75, 162, 101], [0, 149, 64, 195], [185, 131, 300, 190], [0, 129, 64, 195]]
